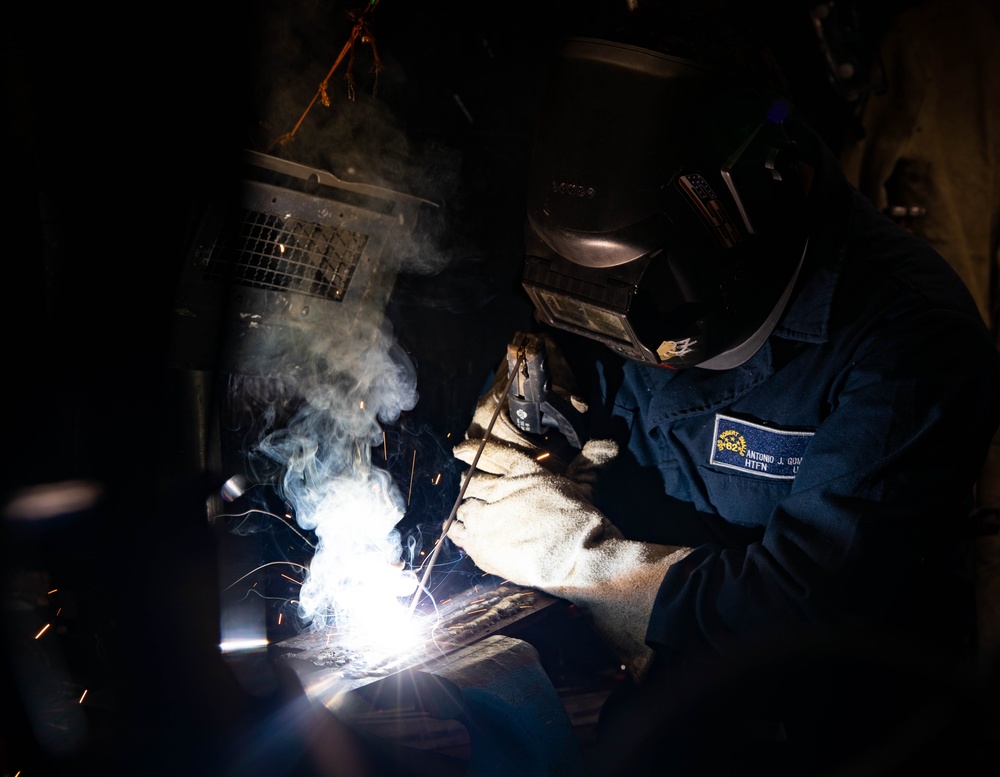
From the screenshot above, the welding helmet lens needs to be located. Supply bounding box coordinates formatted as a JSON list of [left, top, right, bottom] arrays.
[[522, 37, 808, 368]]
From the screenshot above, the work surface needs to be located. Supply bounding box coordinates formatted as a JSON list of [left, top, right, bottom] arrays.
[[274, 583, 563, 704]]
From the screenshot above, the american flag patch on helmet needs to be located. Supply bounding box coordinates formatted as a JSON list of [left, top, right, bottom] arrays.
[[678, 173, 743, 248]]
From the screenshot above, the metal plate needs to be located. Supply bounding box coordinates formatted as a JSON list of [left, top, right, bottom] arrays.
[[274, 584, 562, 705]]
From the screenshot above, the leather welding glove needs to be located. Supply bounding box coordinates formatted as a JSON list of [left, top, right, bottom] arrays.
[[449, 437, 693, 680]]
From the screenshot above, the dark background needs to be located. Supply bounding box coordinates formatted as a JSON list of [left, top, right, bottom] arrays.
[[2, 2, 928, 775]]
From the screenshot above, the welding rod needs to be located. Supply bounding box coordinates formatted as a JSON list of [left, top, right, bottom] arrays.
[[407, 349, 526, 615]]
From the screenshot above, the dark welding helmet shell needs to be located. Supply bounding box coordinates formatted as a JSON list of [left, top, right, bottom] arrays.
[[522, 37, 809, 368]]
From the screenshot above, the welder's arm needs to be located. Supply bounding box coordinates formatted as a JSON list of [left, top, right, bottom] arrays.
[[449, 438, 693, 680]]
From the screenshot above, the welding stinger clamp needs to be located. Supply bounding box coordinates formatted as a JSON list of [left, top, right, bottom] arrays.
[[506, 332, 587, 449]]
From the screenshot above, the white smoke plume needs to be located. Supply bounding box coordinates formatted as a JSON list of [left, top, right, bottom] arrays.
[[230, 2, 469, 647], [252, 319, 420, 640]]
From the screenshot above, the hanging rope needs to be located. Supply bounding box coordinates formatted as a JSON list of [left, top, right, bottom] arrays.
[[268, 0, 383, 152]]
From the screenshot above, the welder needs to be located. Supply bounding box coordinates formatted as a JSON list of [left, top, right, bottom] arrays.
[[447, 4, 1000, 776]]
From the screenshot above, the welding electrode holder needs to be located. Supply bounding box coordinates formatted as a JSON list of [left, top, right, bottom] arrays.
[[409, 334, 587, 614], [506, 331, 586, 451]]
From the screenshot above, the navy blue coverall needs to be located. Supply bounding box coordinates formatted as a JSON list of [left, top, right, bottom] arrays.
[[569, 120, 1000, 775]]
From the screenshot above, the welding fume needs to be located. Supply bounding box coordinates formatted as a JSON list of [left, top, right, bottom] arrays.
[[439, 6, 1000, 777], [5, 1, 1000, 776], [168, 4, 1000, 777]]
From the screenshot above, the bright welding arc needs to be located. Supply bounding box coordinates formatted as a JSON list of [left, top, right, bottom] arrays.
[[407, 348, 526, 615]]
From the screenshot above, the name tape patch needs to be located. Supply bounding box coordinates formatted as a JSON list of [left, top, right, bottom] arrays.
[[710, 414, 813, 480]]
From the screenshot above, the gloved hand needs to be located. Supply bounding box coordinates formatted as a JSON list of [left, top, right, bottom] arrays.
[[449, 437, 693, 680], [466, 360, 540, 453], [465, 332, 588, 456]]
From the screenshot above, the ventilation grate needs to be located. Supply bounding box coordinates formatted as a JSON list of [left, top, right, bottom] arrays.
[[204, 209, 369, 302]]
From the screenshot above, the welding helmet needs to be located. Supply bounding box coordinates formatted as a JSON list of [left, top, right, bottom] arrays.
[[522, 37, 810, 368]]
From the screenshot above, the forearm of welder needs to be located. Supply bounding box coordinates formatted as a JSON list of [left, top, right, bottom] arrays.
[[549, 539, 694, 682]]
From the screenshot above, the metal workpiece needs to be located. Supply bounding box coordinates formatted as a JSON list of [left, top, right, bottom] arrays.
[[276, 584, 560, 701], [274, 583, 588, 774], [350, 635, 586, 777]]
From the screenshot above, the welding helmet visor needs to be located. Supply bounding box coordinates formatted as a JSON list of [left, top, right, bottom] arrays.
[[522, 37, 809, 368]]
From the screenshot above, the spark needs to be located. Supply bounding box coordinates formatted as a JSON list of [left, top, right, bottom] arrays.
[[47, 588, 58, 595], [407, 449, 417, 504], [535, 451, 550, 462], [34, 624, 51, 639], [452, 93, 474, 124], [280, 573, 302, 585], [432, 473, 441, 485], [78, 689, 88, 704], [216, 507, 317, 549], [224, 560, 309, 591]]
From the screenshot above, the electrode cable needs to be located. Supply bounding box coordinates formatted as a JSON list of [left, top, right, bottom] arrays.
[[268, 0, 383, 152]]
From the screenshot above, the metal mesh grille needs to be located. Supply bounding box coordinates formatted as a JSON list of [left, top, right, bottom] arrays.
[[204, 209, 369, 301]]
